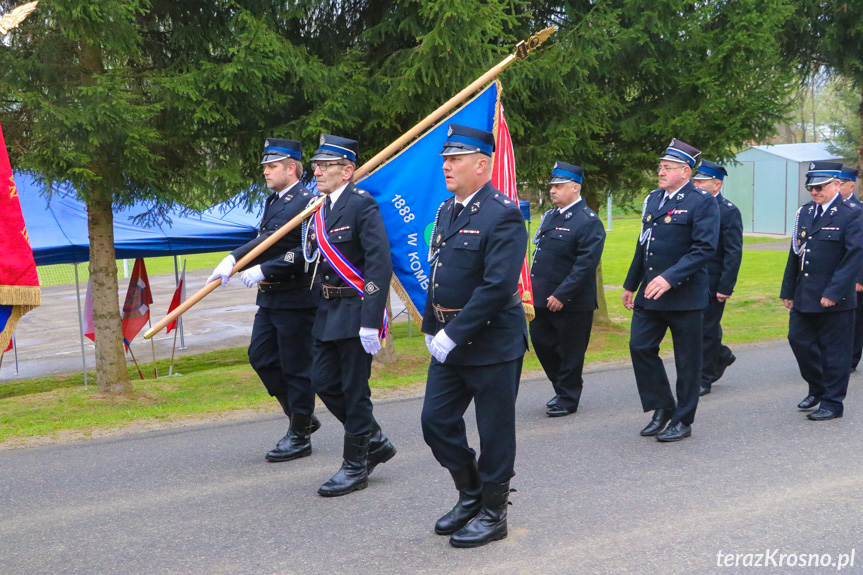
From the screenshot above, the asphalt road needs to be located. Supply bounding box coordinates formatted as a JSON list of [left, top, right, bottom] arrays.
[[2, 342, 862, 575]]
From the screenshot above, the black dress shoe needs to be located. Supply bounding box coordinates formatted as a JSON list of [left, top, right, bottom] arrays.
[[546, 404, 576, 418], [656, 422, 691, 442], [807, 407, 843, 421], [546, 395, 560, 407], [640, 408, 673, 436], [699, 384, 711, 396], [714, 353, 736, 380], [797, 395, 820, 410]]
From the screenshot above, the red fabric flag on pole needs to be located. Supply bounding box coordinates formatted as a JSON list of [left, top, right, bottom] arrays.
[[82, 276, 95, 341], [5, 337, 12, 352], [166, 265, 186, 334], [491, 100, 535, 321], [121, 258, 153, 350], [0, 122, 41, 352]]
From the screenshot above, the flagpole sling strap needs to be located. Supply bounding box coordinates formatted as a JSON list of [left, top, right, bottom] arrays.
[[145, 26, 556, 340], [315, 208, 389, 338]]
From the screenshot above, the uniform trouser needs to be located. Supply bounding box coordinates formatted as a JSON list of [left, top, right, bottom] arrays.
[[311, 336, 375, 436], [788, 308, 853, 414], [851, 293, 863, 369], [630, 307, 703, 426], [530, 308, 593, 411], [248, 306, 316, 416], [421, 357, 522, 484], [702, 296, 734, 385]]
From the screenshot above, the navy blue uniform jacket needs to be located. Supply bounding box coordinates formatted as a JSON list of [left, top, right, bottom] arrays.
[[530, 200, 606, 311], [231, 184, 318, 309], [780, 198, 863, 313], [623, 181, 720, 311], [312, 183, 392, 340], [422, 182, 528, 366], [708, 193, 743, 296]]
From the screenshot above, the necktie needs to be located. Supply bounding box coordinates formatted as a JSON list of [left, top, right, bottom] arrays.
[[453, 202, 464, 221], [325, 195, 332, 220], [658, 194, 670, 211], [815, 204, 823, 219]]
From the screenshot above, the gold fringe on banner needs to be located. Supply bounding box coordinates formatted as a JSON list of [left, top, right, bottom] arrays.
[[0, 285, 40, 351]]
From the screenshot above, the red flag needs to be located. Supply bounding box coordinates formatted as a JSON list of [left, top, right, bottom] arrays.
[[491, 102, 535, 321], [121, 259, 153, 349], [83, 276, 95, 341], [0, 122, 41, 351], [4, 337, 12, 352], [166, 265, 186, 334]]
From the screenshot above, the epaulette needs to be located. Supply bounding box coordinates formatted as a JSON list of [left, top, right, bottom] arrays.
[[491, 192, 515, 207], [583, 205, 597, 218], [355, 187, 366, 195]]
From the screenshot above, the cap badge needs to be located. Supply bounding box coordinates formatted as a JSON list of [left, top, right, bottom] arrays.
[[319, 134, 326, 146], [265, 139, 271, 147], [809, 162, 815, 170], [447, 126, 453, 137]]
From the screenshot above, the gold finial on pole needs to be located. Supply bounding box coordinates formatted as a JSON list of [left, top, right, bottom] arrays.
[[514, 26, 558, 61], [0, 1, 39, 36]]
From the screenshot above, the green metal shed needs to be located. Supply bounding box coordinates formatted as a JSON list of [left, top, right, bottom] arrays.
[[722, 143, 844, 235]]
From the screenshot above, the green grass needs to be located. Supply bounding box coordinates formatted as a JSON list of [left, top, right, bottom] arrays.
[[37, 252, 230, 287], [3, 218, 791, 444]]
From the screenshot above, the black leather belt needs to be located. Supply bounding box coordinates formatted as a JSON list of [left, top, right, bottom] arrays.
[[258, 278, 308, 293], [433, 293, 522, 323], [322, 285, 360, 299]]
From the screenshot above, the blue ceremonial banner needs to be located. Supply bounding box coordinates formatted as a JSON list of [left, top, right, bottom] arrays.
[[358, 82, 498, 322]]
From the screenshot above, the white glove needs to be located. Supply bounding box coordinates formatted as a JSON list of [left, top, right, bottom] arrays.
[[359, 327, 381, 355], [430, 329, 456, 364], [241, 265, 265, 288], [425, 334, 434, 355], [207, 255, 235, 287]]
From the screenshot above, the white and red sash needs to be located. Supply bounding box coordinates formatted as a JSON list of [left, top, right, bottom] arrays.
[[314, 207, 388, 338]]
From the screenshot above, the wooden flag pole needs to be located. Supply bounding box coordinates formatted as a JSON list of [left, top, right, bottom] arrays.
[[127, 344, 145, 380], [148, 317, 158, 378], [143, 26, 556, 340]]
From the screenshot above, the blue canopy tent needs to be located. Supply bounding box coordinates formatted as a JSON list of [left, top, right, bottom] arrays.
[[16, 172, 263, 383], [17, 173, 258, 265]]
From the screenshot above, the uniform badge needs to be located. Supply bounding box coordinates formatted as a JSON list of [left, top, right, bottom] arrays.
[[664, 215, 672, 223], [801, 231, 806, 238], [471, 201, 480, 213], [809, 162, 816, 170], [265, 139, 270, 147], [319, 134, 326, 146], [447, 126, 453, 137], [504, 199, 511, 204], [284, 252, 295, 263], [565, 212, 574, 220], [646, 215, 652, 222], [436, 233, 442, 244], [365, 282, 380, 295]]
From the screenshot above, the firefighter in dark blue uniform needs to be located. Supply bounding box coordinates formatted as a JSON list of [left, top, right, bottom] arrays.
[[692, 161, 743, 396], [421, 124, 527, 548], [529, 162, 605, 417], [838, 166, 863, 371], [781, 162, 863, 420], [622, 138, 719, 442], [207, 138, 321, 462], [305, 134, 396, 496]]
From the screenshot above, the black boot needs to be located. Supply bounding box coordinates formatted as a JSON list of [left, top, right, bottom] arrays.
[[266, 412, 316, 462], [367, 421, 397, 475], [274, 396, 321, 433], [434, 461, 482, 535], [450, 481, 510, 548], [317, 433, 371, 497]]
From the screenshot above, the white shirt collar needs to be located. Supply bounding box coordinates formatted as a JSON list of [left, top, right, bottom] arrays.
[[326, 182, 350, 206], [559, 197, 583, 214], [819, 192, 840, 212], [276, 181, 299, 199], [456, 187, 482, 209]]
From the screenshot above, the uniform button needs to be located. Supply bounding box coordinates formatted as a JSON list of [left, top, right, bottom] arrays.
[[486, 321, 491, 325], [438, 262, 443, 267], [806, 249, 811, 253], [464, 242, 468, 245], [531, 273, 534, 277], [649, 253, 654, 256], [325, 275, 330, 280], [804, 273, 809, 277], [442, 242, 446, 246], [434, 283, 439, 287], [648, 267, 653, 271], [805, 261, 809, 265]]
